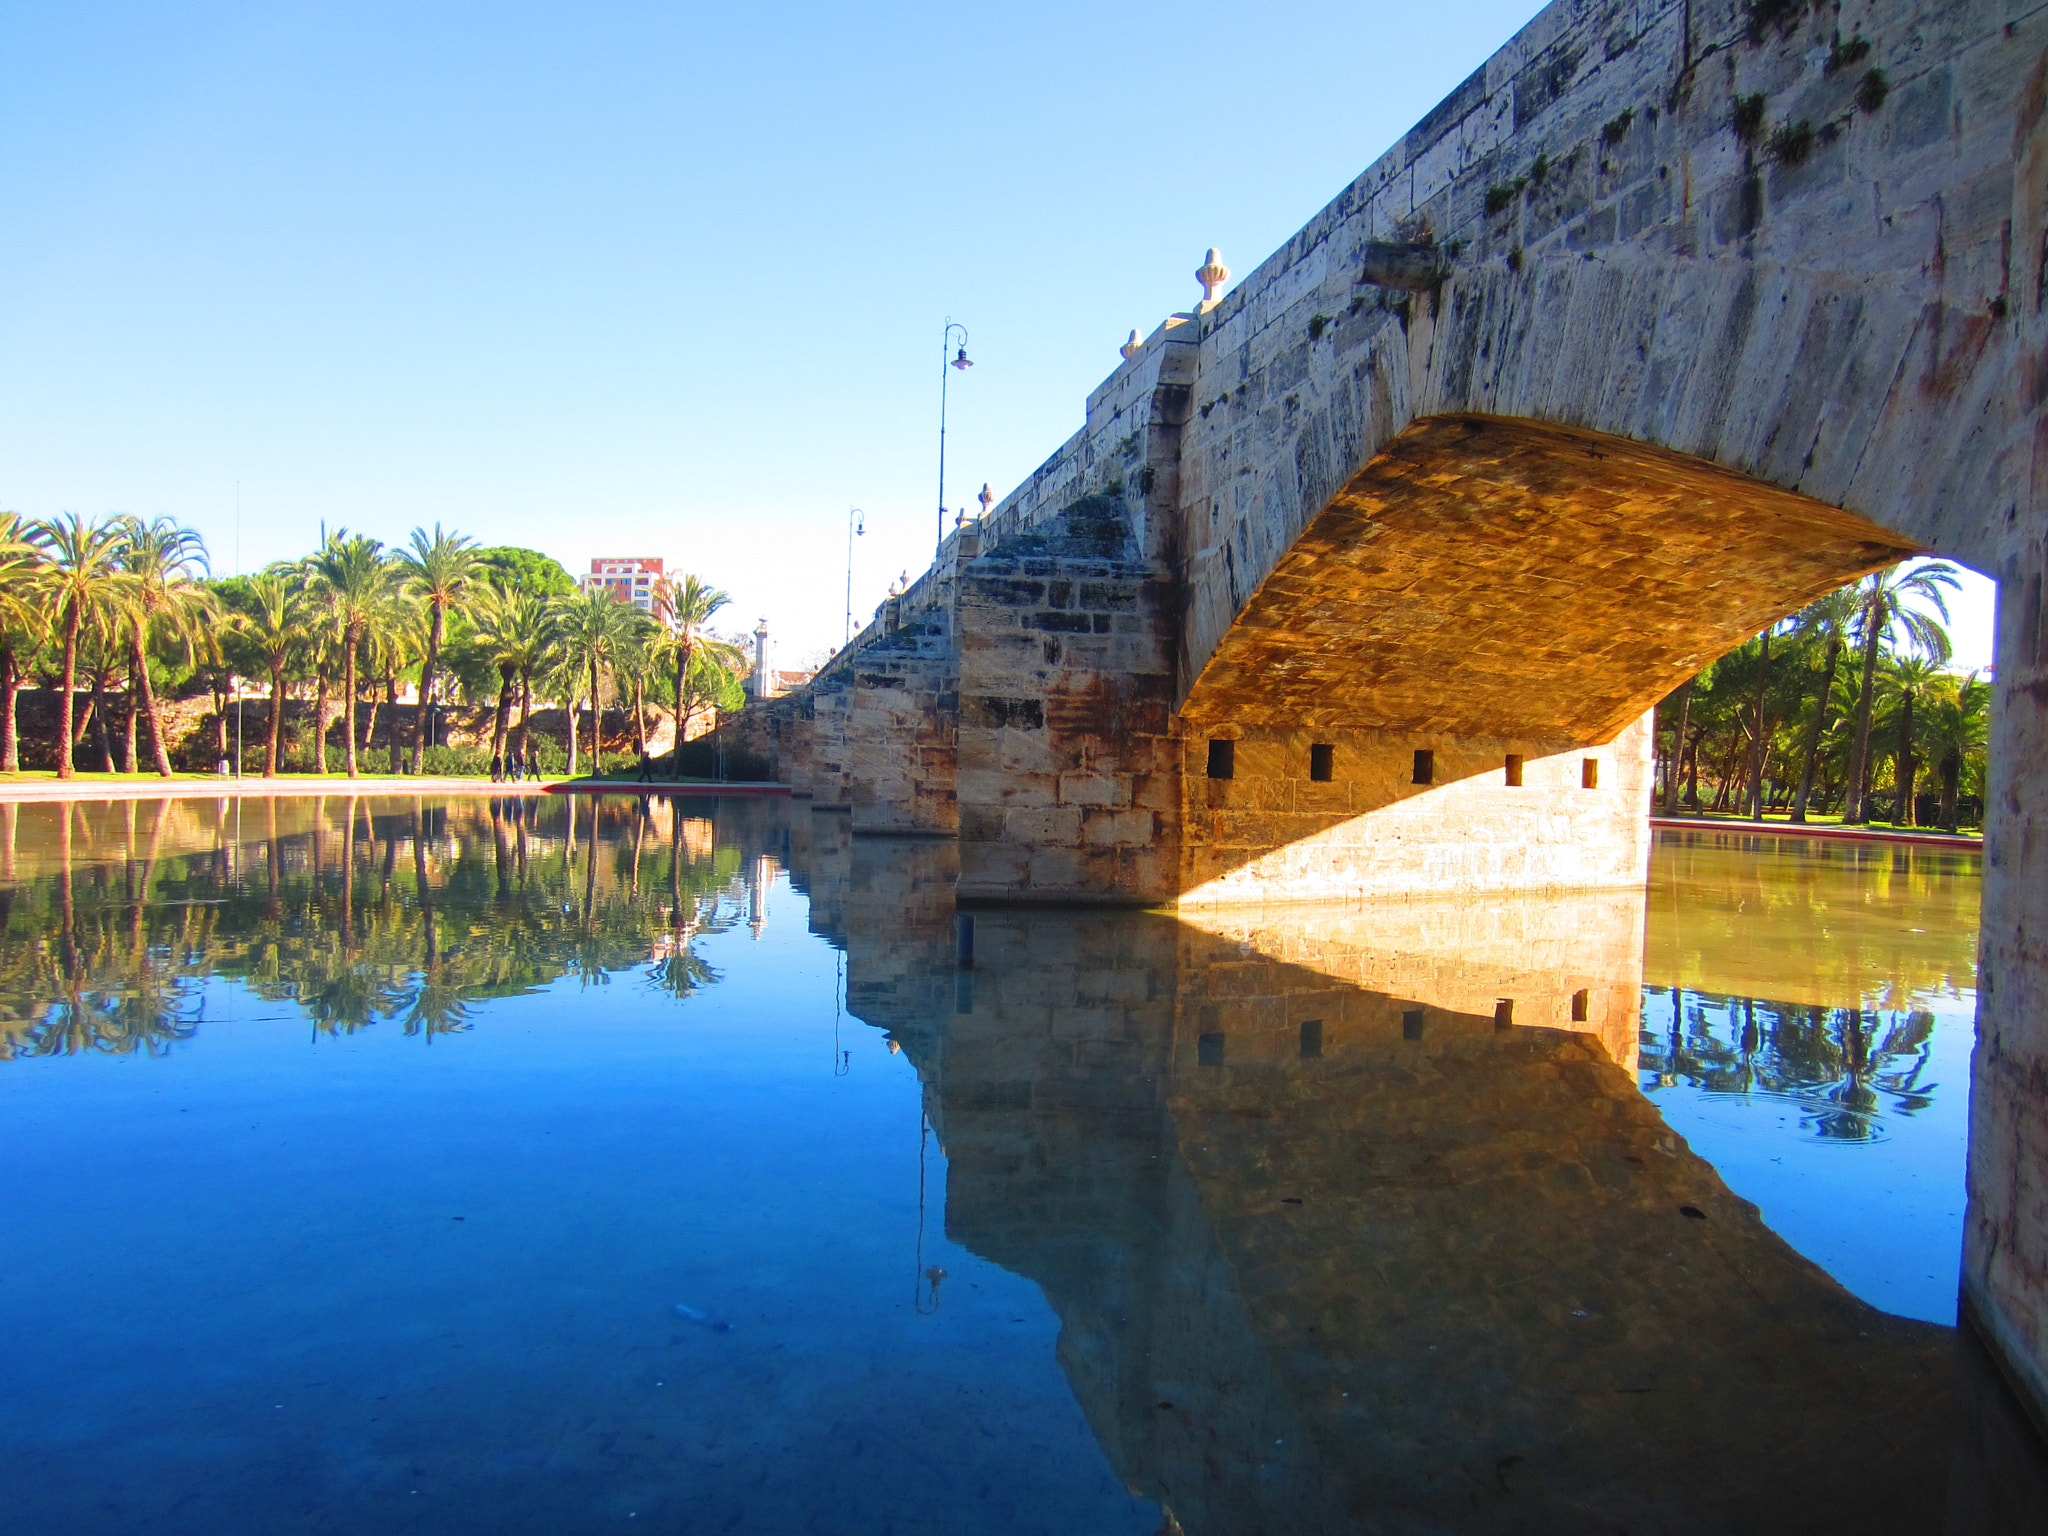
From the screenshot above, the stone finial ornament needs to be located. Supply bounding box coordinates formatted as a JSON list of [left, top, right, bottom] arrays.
[[1120, 328, 1142, 360], [978, 483, 995, 518], [1196, 248, 1230, 310]]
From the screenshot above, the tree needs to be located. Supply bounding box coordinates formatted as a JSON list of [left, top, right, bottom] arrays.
[[117, 516, 213, 778], [1741, 619, 1776, 819], [677, 635, 748, 741], [1923, 672, 1989, 831], [475, 546, 576, 600], [1660, 677, 1694, 814], [651, 574, 730, 778], [1878, 655, 1944, 827], [549, 588, 646, 775], [469, 583, 554, 767], [0, 514, 50, 772], [1787, 584, 1860, 823], [31, 515, 132, 779], [232, 573, 306, 777], [1841, 561, 1958, 824], [397, 526, 481, 774], [305, 532, 391, 779]]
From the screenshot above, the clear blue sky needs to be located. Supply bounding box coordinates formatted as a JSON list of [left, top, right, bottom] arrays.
[[0, 0, 1994, 672]]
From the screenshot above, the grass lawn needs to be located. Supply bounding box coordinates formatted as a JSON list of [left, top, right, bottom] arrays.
[[1659, 806, 1980, 837]]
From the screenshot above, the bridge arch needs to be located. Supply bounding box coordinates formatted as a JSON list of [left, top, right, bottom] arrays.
[[1173, 412, 1921, 902]]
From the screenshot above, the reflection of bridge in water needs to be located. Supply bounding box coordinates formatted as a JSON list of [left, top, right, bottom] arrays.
[[786, 828, 2038, 1533]]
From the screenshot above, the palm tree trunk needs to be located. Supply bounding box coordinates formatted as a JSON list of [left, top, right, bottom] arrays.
[[1842, 599, 1885, 824], [1790, 636, 1842, 823], [1708, 729, 1745, 811], [0, 641, 20, 773], [385, 661, 401, 774], [411, 603, 445, 776], [313, 671, 330, 774], [342, 629, 361, 779], [1743, 631, 1771, 819], [129, 628, 175, 777], [1896, 690, 1917, 827], [1661, 678, 1694, 814], [516, 670, 533, 762], [633, 677, 647, 753], [566, 688, 579, 776], [491, 664, 515, 764], [1941, 753, 1961, 832], [590, 659, 602, 768], [90, 669, 116, 772], [56, 607, 80, 779], [211, 675, 230, 763], [266, 663, 286, 776], [121, 660, 139, 774]]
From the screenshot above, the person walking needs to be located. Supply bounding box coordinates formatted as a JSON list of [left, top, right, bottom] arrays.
[[508, 748, 522, 784], [490, 751, 504, 783], [636, 746, 654, 784]]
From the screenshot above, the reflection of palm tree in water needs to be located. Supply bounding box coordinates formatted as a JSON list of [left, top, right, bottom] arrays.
[[1645, 987, 1940, 1139], [0, 795, 748, 1057]]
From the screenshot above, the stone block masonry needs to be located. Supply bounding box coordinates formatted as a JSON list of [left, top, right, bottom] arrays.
[[849, 615, 959, 837], [954, 501, 1182, 903]]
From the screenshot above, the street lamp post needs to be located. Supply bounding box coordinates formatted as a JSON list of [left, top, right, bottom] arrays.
[[845, 508, 865, 645], [937, 321, 972, 560]]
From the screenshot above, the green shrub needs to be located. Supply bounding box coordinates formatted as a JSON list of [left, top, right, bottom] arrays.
[[422, 744, 491, 777]]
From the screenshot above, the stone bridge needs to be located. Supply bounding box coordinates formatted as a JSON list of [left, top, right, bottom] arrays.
[[730, 0, 2048, 1452]]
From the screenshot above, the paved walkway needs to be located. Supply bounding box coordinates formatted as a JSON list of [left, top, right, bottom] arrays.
[[0, 775, 790, 803], [1650, 814, 1982, 850]]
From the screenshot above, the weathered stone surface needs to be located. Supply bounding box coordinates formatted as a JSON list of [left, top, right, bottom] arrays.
[[1176, 711, 1654, 903], [955, 502, 1182, 904], [850, 617, 958, 837], [1181, 415, 1917, 742]]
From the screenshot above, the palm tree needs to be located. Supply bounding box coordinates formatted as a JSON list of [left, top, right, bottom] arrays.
[[31, 515, 132, 779], [236, 572, 306, 777], [0, 514, 51, 772], [1923, 672, 1989, 831], [305, 532, 391, 779], [1841, 560, 1959, 824], [1787, 584, 1860, 823], [675, 634, 748, 740], [396, 526, 481, 775], [1878, 655, 1945, 827], [1739, 621, 1777, 819], [651, 574, 729, 777], [117, 516, 213, 778], [550, 589, 643, 775], [1659, 676, 1694, 814], [469, 583, 554, 768]]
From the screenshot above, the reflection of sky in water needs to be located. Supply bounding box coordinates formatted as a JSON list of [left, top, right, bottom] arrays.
[[0, 798, 1154, 1536], [1640, 830, 1979, 1325]]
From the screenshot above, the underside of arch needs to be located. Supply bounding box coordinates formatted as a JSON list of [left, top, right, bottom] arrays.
[[1181, 414, 1923, 743]]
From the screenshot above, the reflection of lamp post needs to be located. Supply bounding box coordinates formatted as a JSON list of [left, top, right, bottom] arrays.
[[937, 321, 973, 559], [845, 507, 864, 644]]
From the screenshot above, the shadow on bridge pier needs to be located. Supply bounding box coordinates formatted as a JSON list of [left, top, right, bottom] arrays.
[[792, 829, 2044, 1534]]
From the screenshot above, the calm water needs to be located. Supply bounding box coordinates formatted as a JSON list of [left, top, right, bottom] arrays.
[[0, 799, 1995, 1533]]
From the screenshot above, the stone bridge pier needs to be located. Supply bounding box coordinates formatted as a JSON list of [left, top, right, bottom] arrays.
[[734, 0, 2048, 1442]]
